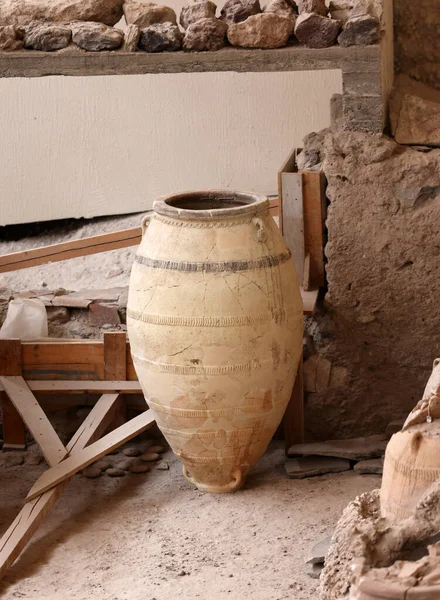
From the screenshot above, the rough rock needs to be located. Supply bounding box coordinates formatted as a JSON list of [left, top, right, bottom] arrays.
[[390, 76, 440, 146], [122, 23, 140, 51], [0, 0, 124, 26], [287, 435, 387, 460], [0, 25, 24, 50], [294, 13, 340, 48], [139, 22, 182, 52], [88, 302, 121, 326], [306, 535, 333, 565], [0, 453, 24, 468], [83, 466, 102, 478], [220, 0, 261, 25], [140, 452, 160, 462], [285, 456, 351, 478], [296, 149, 320, 171], [123, 1, 177, 28], [296, 0, 327, 16], [354, 458, 383, 474], [183, 17, 227, 51], [71, 22, 124, 51], [328, 0, 350, 24], [115, 458, 133, 470], [129, 462, 150, 473], [46, 306, 70, 325], [227, 13, 292, 49], [306, 131, 440, 439], [106, 467, 126, 477], [24, 22, 71, 51], [25, 451, 43, 465], [330, 92, 343, 129], [156, 461, 169, 470], [180, 0, 217, 30], [122, 447, 142, 457], [328, 0, 379, 24], [337, 14, 379, 47], [263, 0, 296, 30], [148, 445, 166, 453]]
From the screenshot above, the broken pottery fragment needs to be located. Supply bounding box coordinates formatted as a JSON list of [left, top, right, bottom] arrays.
[[294, 12, 340, 48], [220, 0, 261, 25], [0, 24, 24, 50], [0, 0, 124, 26], [139, 22, 182, 52], [123, 23, 140, 51], [337, 14, 379, 46], [183, 17, 227, 51], [123, 1, 177, 28], [24, 22, 72, 51], [71, 21, 123, 51], [287, 435, 387, 460], [306, 535, 332, 565], [263, 0, 297, 30], [353, 458, 383, 475], [296, 0, 327, 15], [227, 13, 293, 49], [285, 456, 350, 478], [180, 0, 217, 30]]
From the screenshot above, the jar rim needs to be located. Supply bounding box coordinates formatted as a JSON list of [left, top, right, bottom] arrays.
[[153, 190, 269, 220]]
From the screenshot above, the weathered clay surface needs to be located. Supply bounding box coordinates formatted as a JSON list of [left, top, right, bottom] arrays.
[[297, 0, 326, 15], [288, 435, 387, 460], [395, 0, 440, 91], [285, 456, 350, 478], [0, 0, 124, 26], [390, 76, 440, 146], [24, 22, 72, 51], [71, 21, 124, 51], [263, 0, 297, 30], [123, 1, 177, 28], [122, 23, 140, 51], [337, 14, 379, 47], [220, 0, 261, 25], [303, 131, 440, 439], [0, 24, 23, 50], [139, 22, 181, 52], [403, 358, 440, 430], [180, 0, 217, 30], [127, 192, 303, 493], [294, 12, 340, 48], [183, 17, 227, 51], [227, 13, 293, 49]]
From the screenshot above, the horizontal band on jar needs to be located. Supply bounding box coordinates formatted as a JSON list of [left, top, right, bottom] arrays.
[[148, 399, 282, 417], [132, 354, 271, 375], [134, 249, 292, 273], [127, 306, 301, 328], [160, 426, 260, 440]]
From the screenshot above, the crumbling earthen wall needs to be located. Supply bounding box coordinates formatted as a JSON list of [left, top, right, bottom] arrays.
[[304, 132, 440, 439], [394, 0, 440, 90]]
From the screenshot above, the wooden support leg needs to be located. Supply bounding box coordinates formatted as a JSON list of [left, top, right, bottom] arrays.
[[0, 340, 25, 450], [104, 332, 128, 430], [284, 356, 304, 454]]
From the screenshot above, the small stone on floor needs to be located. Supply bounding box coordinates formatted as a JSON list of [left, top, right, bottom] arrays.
[[83, 466, 102, 478], [94, 459, 112, 471], [306, 535, 332, 565], [148, 445, 166, 454], [129, 462, 150, 473], [354, 458, 383, 475], [107, 468, 126, 477], [123, 447, 142, 457], [140, 452, 160, 462], [285, 456, 351, 479], [156, 461, 169, 470]]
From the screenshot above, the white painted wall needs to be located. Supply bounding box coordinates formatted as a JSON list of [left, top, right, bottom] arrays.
[[0, 38, 342, 226]]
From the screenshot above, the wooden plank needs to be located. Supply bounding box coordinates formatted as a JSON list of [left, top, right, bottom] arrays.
[[104, 333, 127, 381], [0, 228, 142, 274], [0, 339, 25, 449], [0, 45, 380, 78], [280, 171, 304, 281], [22, 341, 104, 367], [0, 393, 120, 579], [26, 409, 156, 501], [0, 376, 66, 466], [302, 289, 319, 316], [0, 380, 142, 393], [302, 171, 326, 289], [284, 357, 304, 452]]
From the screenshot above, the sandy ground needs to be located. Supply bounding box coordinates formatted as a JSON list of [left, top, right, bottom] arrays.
[[0, 441, 379, 600]]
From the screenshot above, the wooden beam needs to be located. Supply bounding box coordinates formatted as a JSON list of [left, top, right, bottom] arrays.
[[0, 339, 25, 449], [0, 376, 66, 465], [0, 380, 142, 393], [0, 393, 120, 579], [104, 332, 128, 429], [26, 409, 155, 501], [284, 357, 305, 451], [302, 171, 326, 289]]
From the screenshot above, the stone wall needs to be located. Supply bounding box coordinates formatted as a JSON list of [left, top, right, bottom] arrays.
[[394, 0, 440, 90], [303, 131, 440, 439]]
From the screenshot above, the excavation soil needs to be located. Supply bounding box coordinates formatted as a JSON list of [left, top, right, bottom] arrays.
[[0, 442, 378, 600]]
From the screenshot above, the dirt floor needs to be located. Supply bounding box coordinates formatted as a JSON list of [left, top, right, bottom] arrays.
[[0, 441, 379, 600]]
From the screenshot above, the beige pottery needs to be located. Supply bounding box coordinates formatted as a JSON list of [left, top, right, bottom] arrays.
[[127, 191, 303, 493], [380, 424, 440, 521]]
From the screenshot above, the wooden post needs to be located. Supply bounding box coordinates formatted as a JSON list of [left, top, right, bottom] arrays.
[[104, 332, 127, 429], [0, 339, 26, 450], [284, 356, 304, 452]]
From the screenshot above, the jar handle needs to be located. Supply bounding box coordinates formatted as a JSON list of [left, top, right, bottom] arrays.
[[252, 216, 267, 243], [141, 214, 152, 236]]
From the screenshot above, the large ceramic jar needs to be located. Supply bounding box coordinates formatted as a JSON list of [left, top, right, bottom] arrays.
[[127, 191, 303, 493]]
